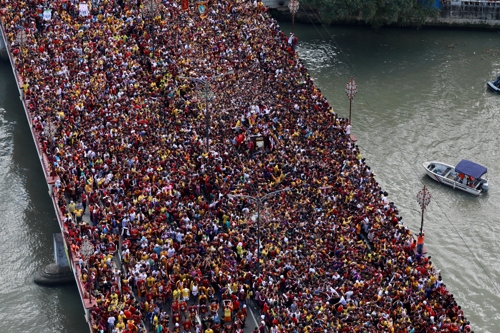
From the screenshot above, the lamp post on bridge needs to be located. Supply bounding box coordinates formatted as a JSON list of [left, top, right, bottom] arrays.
[[288, 0, 300, 34], [44, 120, 57, 151], [345, 77, 358, 125], [416, 185, 431, 255], [416, 185, 432, 234], [80, 237, 94, 299], [228, 188, 291, 276], [178, 70, 233, 152], [15, 18, 26, 50]]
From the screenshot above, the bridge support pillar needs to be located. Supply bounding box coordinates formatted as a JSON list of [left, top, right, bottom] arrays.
[[34, 234, 74, 286]]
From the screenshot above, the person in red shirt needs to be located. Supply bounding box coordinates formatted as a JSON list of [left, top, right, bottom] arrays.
[[171, 300, 180, 314], [172, 311, 181, 325], [188, 305, 198, 323], [132, 310, 141, 325], [233, 299, 240, 313], [179, 300, 188, 318], [182, 319, 193, 332], [210, 302, 219, 316], [145, 289, 153, 303], [123, 309, 133, 320], [241, 304, 247, 319], [200, 303, 208, 315]]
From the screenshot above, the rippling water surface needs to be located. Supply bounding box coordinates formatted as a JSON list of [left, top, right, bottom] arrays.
[[285, 22, 500, 332], [1, 22, 500, 332]]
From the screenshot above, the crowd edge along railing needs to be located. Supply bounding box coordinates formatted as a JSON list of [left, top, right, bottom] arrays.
[[0, 11, 96, 331]]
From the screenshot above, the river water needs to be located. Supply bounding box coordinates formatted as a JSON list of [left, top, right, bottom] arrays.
[[0, 22, 499, 332]]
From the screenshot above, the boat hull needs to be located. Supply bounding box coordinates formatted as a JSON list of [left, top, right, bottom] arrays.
[[487, 81, 500, 93], [422, 161, 486, 195]]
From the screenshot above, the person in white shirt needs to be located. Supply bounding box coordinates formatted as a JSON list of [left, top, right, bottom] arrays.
[[345, 123, 352, 135], [107, 315, 116, 331]]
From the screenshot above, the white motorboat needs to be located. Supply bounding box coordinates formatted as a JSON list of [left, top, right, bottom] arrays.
[[487, 76, 500, 93], [422, 160, 490, 195]]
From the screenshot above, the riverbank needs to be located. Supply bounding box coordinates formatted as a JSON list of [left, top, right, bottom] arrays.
[[270, 4, 500, 30], [0, 1, 470, 333]]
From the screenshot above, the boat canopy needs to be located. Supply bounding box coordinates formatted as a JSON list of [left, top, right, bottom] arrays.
[[455, 159, 488, 179]]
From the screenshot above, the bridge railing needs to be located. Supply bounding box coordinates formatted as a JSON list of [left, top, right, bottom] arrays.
[[0, 10, 95, 332]]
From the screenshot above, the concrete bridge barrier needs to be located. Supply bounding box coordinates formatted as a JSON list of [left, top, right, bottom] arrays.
[[0, 33, 7, 60]]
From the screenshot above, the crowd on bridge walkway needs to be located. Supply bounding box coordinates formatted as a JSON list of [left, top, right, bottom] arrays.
[[2, 0, 473, 332]]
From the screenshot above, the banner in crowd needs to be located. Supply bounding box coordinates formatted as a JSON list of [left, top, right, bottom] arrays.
[[182, 0, 189, 11], [197, 1, 208, 19], [79, 3, 89, 16], [43, 9, 52, 21]]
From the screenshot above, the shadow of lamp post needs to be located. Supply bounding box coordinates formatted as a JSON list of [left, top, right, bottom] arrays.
[[178, 70, 234, 152], [228, 188, 291, 276], [141, 0, 162, 59]]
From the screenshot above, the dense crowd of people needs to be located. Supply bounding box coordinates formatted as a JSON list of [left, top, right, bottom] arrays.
[[2, 0, 473, 332]]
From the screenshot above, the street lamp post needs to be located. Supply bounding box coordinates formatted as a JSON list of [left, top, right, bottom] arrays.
[[345, 77, 358, 125], [44, 120, 57, 151], [228, 188, 291, 276], [288, 0, 300, 34], [80, 237, 94, 299], [416, 185, 432, 234], [15, 18, 26, 51], [178, 70, 233, 152]]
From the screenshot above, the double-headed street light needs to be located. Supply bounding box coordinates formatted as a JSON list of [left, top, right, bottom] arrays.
[[178, 70, 233, 152], [228, 187, 291, 276], [288, 0, 300, 34], [15, 18, 26, 50], [416, 185, 432, 234], [345, 77, 358, 125]]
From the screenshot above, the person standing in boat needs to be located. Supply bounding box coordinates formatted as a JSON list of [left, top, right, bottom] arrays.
[[494, 76, 500, 87]]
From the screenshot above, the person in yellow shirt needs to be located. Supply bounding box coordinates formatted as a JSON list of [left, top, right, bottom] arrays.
[[115, 318, 125, 331], [118, 311, 127, 323], [346, 301, 356, 312], [153, 314, 159, 327], [230, 282, 238, 294], [75, 207, 83, 223], [181, 286, 190, 301], [173, 288, 181, 301], [223, 305, 232, 322], [68, 201, 76, 219], [146, 275, 155, 289]]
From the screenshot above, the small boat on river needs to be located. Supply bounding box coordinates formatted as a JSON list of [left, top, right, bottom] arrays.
[[487, 76, 500, 93], [422, 160, 490, 195]]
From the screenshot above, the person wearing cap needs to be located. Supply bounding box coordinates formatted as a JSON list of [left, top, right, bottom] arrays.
[[259, 321, 266, 333], [68, 200, 76, 219]]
